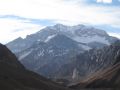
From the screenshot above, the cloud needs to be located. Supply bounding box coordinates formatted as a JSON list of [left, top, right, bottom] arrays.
[[0, 18, 44, 44], [0, 15, 56, 25], [97, 0, 112, 3], [108, 32, 120, 39], [0, 0, 119, 25], [0, 0, 119, 43]]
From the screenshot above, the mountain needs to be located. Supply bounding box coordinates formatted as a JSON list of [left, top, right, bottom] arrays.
[[70, 41, 120, 89], [17, 34, 85, 78], [6, 24, 118, 53], [4, 24, 120, 89], [54, 40, 120, 85], [6, 24, 118, 82], [0, 43, 70, 90]]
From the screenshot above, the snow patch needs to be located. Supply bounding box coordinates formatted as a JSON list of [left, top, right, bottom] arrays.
[[45, 34, 56, 42], [48, 50, 54, 53], [19, 49, 33, 60], [37, 39, 41, 42], [72, 68, 79, 80], [38, 50, 44, 56], [73, 35, 110, 45], [80, 44, 91, 50]]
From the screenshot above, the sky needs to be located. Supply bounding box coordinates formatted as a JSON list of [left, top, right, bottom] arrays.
[[0, 0, 120, 44]]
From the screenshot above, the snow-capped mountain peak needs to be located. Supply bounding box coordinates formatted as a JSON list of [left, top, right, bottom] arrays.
[[7, 24, 118, 53]]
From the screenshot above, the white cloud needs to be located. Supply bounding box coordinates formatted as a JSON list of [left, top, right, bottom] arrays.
[[97, 0, 103, 3], [0, 0, 119, 43], [97, 0, 112, 3], [0, 18, 44, 44], [108, 32, 120, 39], [0, 0, 119, 25]]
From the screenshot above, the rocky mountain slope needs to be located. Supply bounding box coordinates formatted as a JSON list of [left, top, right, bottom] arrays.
[[16, 34, 85, 77], [0, 43, 70, 90], [70, 61, 120, 89], [54, 40, 120, 85], [70, 41, 120, 89]]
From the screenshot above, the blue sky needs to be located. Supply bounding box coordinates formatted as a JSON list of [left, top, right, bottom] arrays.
[[0, 0, 120, 44]]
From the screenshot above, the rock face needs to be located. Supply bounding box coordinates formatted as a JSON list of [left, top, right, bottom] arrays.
[[54, 40, 120, 84], [17, 34, 84, 77], [69, 41, 120, 89], [0, 43, 70, 90], [85, 62, 120, 88]]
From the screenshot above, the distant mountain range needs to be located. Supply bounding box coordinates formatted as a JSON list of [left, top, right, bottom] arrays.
[[6, 24, 119, 84]]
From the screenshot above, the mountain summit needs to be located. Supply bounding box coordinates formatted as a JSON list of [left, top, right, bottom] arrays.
[[7, 24, 118, 53]]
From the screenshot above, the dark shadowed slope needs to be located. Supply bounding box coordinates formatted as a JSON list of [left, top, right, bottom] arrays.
[[0, 43, 71, 90]]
